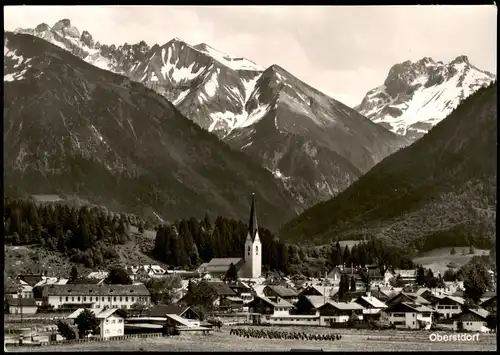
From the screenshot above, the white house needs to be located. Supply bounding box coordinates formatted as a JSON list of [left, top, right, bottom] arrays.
[[433, 296, 464, 319], [42, 284, 151, 310], [68, 308, 126, 338], [452, 308, 490, 333], [87, 271, 109, 280], [386, 302, 434, 329], [317, 301, 365, 325], [6, 297, 38, 315]]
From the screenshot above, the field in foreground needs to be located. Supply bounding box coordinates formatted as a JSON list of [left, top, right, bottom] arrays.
[[412, 247, 490, 275], [10, 326, 496, 352]]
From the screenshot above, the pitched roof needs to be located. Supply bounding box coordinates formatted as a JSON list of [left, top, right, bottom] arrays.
[[17, 275, 44, 286], [480, 295, 496, 305], [357, 295, 387, 308], [207, 258, 244, 266], [304, 295, 328, 309], [67, 308, 126, 319], [266, 285, 298, 298], [165, 314, 196, 327], [257, 296, 294, 308], [149, 304, 187, 317], [438, 295, 465, 305], [320, 301, 364, 311], [248, 193, 258, 241], [386, 302, 434, 313], [402, 292, 431, 305], [468, 308, 489, 319], [43, 283, 150, 296], [208, 282, 237, 296]]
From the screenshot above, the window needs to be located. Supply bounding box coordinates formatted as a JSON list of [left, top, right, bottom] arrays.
[[106, 320, 109, 324], [77, 297, 80, 301], [120, 297, 122, 302], [65, 297, 68, 302], [126, 297, 128, 302], [89, 297, 92, 302], [83, 297, 86, 302], [256, 246, 259, 255], [60, 297, 62, 302], [108, 297, 111, 302], [72, 297, 74, 301], [247, 246, 250, 256], [106, 329, 109, 334], [114, 297, 117, 302], [131, 297, 135, 302], [112, 319, 116, 324], [118, 319, 123, 323]]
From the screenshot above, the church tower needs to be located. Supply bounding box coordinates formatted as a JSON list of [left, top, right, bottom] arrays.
[[244, 193, 262, 278]]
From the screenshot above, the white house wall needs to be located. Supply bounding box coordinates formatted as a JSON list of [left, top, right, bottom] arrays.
[[101, 315, 125, 338], [453, 320, 489, 333]]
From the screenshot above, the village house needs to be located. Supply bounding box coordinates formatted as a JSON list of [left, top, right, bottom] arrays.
[[432, 295, 465, 319], [394, 269, 417, 284], [354, 295, 387, 320], [480, 295, 496, 314], [41, 284, 151, 310], [5, 297, 38, 315], [68, 308, 127, 338], [385, 302, 434, 329], [452, 308, 490, 333], [263, 285, 299, 305], [294, 295, 328, 315], [317, 301, 365, 325], [247, 295, 295, 316]]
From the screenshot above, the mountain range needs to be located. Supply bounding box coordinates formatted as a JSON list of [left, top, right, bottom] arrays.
[[281, 82, 497, 251], [3, 31, 300, 231], [355, 56, 496, 140], [13, 19, 408, 207]]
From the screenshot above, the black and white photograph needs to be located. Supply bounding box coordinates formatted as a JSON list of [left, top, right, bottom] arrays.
[[3, 4, 497, 352]]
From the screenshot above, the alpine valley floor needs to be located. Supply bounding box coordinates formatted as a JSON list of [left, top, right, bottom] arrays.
[[9, 326, 497, 352]]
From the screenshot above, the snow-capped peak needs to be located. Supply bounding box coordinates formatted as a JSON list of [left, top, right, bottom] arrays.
[[355, 55, 496, 141], [192, 42, 264, 72]]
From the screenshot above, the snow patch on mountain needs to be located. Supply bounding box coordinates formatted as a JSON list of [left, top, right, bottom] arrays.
[[356, 56, 496, 140], [194, 43, 264, 72], [236, 103, 272, 128]]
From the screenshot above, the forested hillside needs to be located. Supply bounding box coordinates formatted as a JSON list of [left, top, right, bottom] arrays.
[[281, 83, 497, 251]]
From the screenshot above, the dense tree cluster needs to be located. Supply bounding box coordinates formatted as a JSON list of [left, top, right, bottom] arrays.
[[3, 197, 144, 267], [153, 215, 289, 272]]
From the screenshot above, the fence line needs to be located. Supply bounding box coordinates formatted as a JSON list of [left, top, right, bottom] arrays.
[[6, 332, 164, 348]]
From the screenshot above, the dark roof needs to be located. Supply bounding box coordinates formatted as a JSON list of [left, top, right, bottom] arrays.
[[67, 278, 102, 285], [208, 282, 237, 296], [7, 297, 38, 307], [481, 295, 497, 306], [43, 284, 150, 296], [248, 193, 258, 241], [17, 275, 44, 287], [149, 304, 187, 317], [265, 285, 298, 298]]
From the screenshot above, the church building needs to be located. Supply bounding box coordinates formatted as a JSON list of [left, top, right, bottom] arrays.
[[196, 193, 262, 279]]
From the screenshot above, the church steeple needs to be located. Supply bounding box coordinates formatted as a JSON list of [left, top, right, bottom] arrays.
[[248, 193, 258, 241]]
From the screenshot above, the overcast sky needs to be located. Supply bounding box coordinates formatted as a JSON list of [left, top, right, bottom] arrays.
[[4, 5, 497, 107]]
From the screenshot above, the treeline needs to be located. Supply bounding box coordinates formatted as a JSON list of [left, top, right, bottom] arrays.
[[3, 197, 149, 267], [153, 215, 289, 273]]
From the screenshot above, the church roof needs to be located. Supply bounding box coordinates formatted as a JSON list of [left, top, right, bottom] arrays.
[[207, 258, 244, 266], [248, 193, 258, 241]]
